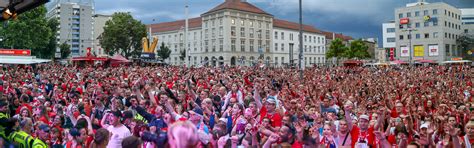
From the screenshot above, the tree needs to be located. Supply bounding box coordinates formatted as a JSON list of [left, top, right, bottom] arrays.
[[326, 38, 347, 65], [457, 34, 474, 59], [0, 5, 53, 58], [157, 42, 171, 62], [59, 42, 71, 59], [344, 39, 371, 59], [39, 18, 60, 59], [100, 12, 146, 58]]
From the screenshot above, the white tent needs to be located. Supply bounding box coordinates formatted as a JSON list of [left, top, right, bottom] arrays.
[[441, 60, 472, 64], [0, 56, 51, 64]]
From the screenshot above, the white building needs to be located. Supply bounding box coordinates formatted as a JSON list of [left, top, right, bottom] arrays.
[[47, 1, 94, 57], [382, 21, 396, 61], [461, 8, 474, 36], [150, 0, 327, 67], [92, 14, 112, 56]]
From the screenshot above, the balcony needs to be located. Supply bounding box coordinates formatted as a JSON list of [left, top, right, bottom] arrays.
[[72, 32, 80, 35], [72, 36, 80, 40], [72, 26, 80, 30], [72, 21, 80, 24], [72, 15, 80, 19]]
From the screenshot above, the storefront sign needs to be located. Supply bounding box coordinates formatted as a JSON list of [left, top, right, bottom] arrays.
[[0, 49, 31, 56], [401, 46, 409, 57], [428, 45, 439, 56]]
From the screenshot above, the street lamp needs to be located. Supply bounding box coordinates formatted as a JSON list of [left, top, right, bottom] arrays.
[[298, 0, 303, 80]]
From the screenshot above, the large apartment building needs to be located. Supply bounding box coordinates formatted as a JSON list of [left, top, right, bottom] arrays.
[[394, 1, 463, 62], [47, 0, 94, 57], [150, 0, 333, 67]]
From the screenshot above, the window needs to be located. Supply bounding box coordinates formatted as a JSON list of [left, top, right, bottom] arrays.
[[274, 32, 278, 39], [433, 19, 438, 26], [220, 18, 223, 25], [266, 30, 270, 39], [416, 34, 420, 39], [240, 28, 245, 37], [249, 21, 253, 27], [309, 36, 312, 42], [446, 44, 450, 56], [231, 19, 235, 25], [304, 45, 307, 52], [433, 9, 438, 15], [212, 28, 216, 38], [387, 38, 395, 43], [281, 44, 284, 51], [281, 57, 284, 64], [400, 35, 404, 40], [241, 20, 244, 26], [304, 35, 307, 42], [275, 43, 278, 51], [408, 34, 411, 39], [445, 21, 448, 27], [465, 29, 469, 34], [212, 20, 215, 26], [415, 23, 420, 28], [445, 32, 447, 38], [407, 12, 411, 17], [231, 27, 236, 37], [424, 33, 429, 38], [424, 21, 429, 27], [424, 10, 428, 16], [399, 13, 403, 18], [219, 27, 223, 37], [248, 28, 254, 38], [281, 32, 284, 40], [219, 39, 223, 52], [415, 11, 420, 17], [250, 40, 254, 52], [241, 40, 245, 52], [212, 40, 216, 52], [290, 34, 294, 41], [231, 39, 236, 52], [387, 28, 395, 33]]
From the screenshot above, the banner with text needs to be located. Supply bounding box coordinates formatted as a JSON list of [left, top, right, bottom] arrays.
[[401, 46, 409, 57], [428, 45, 439, 56]]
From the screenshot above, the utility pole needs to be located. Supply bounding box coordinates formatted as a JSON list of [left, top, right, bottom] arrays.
[[184, 0, 189, 67], [298, 0, 304, 80]]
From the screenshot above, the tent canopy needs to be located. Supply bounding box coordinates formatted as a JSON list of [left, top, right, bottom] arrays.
[[72, 57, 108, 61], [109, 55, 130, 63], [0, 56, 51, 64]]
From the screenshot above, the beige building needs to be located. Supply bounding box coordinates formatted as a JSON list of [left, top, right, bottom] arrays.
[[92, 14, 112, 56], [150, 0, 330, 67]]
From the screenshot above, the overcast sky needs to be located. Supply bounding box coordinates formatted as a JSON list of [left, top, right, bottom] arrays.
[[86, 0, 474, 45]]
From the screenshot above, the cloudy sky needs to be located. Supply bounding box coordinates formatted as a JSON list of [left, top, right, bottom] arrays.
[[65, 0, 474, 45]]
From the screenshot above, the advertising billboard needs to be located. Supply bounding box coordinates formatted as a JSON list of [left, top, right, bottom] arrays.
[[401, 46, 409, 57], [428, 45, 439, 56], [414, 45, 424, 57]]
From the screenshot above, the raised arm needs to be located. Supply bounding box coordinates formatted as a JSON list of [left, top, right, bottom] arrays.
[[344, 101, 354, 130], [253, 83, 262, 110]]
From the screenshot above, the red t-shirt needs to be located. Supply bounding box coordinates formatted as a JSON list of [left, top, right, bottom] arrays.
[[350, 125, 376, 147], [259, 106, 282, 128]]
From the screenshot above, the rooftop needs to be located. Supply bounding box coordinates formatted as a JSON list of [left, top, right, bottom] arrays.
[[203, 0, 271, 16]]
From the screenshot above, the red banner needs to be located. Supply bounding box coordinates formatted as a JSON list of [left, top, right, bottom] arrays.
[[400, 18, 409, 24], [0, 49, 31, 56], [390, 48, 395, 61]]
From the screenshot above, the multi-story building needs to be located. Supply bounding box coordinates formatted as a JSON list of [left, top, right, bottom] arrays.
[[382, 21, 396, 61], [47, 0, 94, 57], [150, 0, 329, 67], [322, 31, 352, 65], [461, 8, 474, 36], [92, 14, 112, 56], [395, 1, 463, 62]]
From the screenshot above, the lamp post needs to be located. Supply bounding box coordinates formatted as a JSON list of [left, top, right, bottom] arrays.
[[298, 0, 303, 80]]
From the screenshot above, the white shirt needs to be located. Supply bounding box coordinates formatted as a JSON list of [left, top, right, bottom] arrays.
[[106, 124, 132, 148]]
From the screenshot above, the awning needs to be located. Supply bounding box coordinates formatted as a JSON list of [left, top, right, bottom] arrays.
[[0, 56, 51, 64], [415, 59, 436, 63], [390, 60, 408, 65], [441, 60, 472, 64]]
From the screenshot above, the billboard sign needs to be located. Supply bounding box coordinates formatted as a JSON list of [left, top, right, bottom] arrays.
[[414, 45, 424, 57], [428, 45, 439, 56], [401, 46, 409, 57], [400, 18, 410, 24], [0, 49, 31, 56]]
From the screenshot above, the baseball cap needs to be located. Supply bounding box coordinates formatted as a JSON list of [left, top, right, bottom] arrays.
[[359, 115, 370, 121], [38, 124, 50, 132], [266, 96, 276, 104], [420, 123, 429, 129], [189, 107, 204, 117]]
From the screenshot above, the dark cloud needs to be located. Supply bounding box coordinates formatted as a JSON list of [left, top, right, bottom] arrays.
[[57, 0, 474, 45]]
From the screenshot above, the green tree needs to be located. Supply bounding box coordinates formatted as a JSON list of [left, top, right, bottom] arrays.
[[326, 38, 347, 65], [457, 34, 474, 59], [0, 5, 53, 58], [344, 39, 370, 59], [39, 18, 60, 59], [59, 42, 71, 59], [157, 42, 171, 62], [100, 12, 146, 58]]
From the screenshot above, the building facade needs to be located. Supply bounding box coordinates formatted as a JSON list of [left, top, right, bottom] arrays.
[[92, 14, 112, 56], [395, 2, 463, 63], [382, 21, 396, 62], [47, 1, 94, 57], [461, 8, 474, 36], [150, 0, 328, 67]]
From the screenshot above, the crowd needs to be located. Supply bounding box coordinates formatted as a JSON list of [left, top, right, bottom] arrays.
[[0, 63, 472, 148]]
